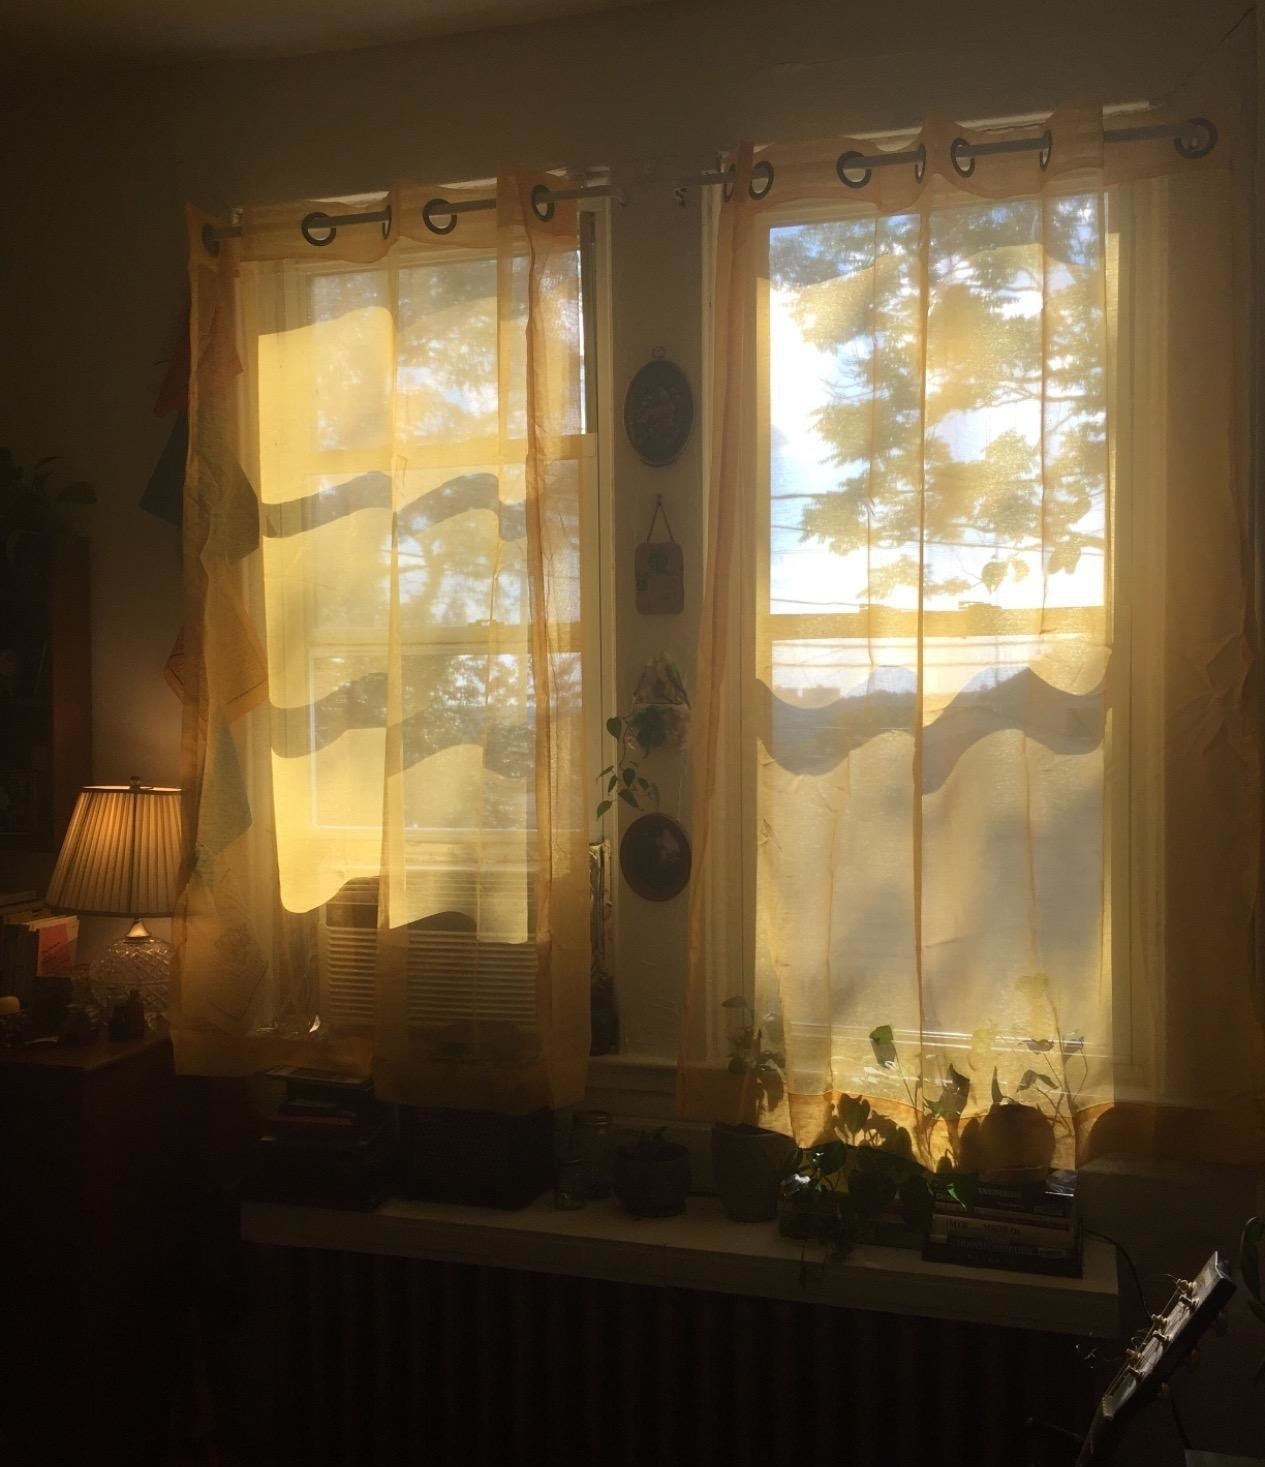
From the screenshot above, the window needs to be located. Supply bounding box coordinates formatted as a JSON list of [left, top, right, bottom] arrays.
[[239, 195, 610, 1044], [741, 184, 1114, 1090]]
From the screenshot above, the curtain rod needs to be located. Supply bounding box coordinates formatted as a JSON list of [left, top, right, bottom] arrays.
[[202, 181, 617, 253], [679, 116, 1216, 192]]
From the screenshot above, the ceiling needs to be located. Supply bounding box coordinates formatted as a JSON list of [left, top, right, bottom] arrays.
[[3, 0, 663, 66]]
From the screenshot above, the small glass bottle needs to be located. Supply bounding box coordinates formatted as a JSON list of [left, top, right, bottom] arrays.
[[571, 1108, 613, 1200], [554, 1157, 587, 1210]]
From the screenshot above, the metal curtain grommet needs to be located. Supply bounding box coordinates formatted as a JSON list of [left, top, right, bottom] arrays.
[[722, 164, 737, 202], [748, 159, 774, 199], [836, 150, 871, 189], [1038, 130, 1053, 170], [379, 204, 392, 239], [914, 143, 927, 181], [422, 198, 457, 235], [301, 211, 337, 247], [531, 184, 555, 222], [1175, 117, 1217, 159], [201, 222, 221, 258], [949, 137, 975, 178]]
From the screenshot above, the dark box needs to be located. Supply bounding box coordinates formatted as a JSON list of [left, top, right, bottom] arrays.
[[398, 1106, 554, 1210]]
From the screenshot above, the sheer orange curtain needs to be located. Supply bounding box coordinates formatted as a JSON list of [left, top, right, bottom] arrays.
[[680, 103, 1262, 1168], [170, 172, 592, 1110]]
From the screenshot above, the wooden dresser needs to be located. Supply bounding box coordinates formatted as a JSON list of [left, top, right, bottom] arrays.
[[1, 1031, 184, 1464]]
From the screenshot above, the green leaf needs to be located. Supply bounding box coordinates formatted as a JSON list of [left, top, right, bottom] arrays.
[[1017, 1070, 1038, 1091], [598, 765, 614, 778], [1061, 1035, 1084, 1057], [1025, 1038, 1055, 1053], [617, 788, 638, 807], [815, 1140, 847, 1175], [595, 799, 612, 820], [607, 774, 619, 792], [622, 767, 636, 786], [605, 717, 622, 738], [945, 1174, 978, 1211], [991, 1067, 1003, 1106]]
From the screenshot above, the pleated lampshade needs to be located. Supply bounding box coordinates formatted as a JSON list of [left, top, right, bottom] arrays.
[[48, 781, 183, 917]]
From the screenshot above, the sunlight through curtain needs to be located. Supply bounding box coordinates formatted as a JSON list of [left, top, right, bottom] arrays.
[[680, 103, 1262, 1168], [171, 174, 592, 1110]]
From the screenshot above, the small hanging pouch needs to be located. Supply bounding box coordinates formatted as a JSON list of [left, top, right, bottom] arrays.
[[634, 497, 684, 614]]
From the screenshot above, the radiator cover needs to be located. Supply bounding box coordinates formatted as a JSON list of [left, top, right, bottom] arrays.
[[260, 1245, 1094, 1466]]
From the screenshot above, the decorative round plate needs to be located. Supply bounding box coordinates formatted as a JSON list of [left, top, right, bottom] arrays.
[[619, 812, 692, 902], [624, 358, 694, 467]]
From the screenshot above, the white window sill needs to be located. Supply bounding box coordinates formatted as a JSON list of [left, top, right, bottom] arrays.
[[242, 1191, 1118, 1339]]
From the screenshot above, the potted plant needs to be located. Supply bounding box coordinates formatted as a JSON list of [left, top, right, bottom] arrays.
[[711, 996, 797, 1222], [611, 1128, 691, 1218], [0, 449, 94, 579], [778, 1140, 857, 1252], [594, 653, 690, 823]]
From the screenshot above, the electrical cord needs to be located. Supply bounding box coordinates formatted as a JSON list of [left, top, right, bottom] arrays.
[[1084, 1226, 1148, 1315]]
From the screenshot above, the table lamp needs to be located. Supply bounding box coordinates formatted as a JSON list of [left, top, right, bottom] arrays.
[[47, 778, 183, 1024]]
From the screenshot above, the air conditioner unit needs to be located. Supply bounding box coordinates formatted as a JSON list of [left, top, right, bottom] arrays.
[[318, 873, 537, 1033]]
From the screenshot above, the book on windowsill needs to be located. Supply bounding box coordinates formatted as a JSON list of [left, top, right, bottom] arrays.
[[933, 1208, 1080, 1244], [932, 1168, 1077, 1221], [922, 1236, 1083, 1278]]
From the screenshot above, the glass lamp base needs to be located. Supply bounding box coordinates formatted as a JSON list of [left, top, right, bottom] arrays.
[[90, 935, 173, 1027]]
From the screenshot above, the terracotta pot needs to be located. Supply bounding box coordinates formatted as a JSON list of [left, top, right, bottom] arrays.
[[712, 1123, 798, 1222], [611, 1140, 691, 1217], [977, 1102, 1056, 1184]]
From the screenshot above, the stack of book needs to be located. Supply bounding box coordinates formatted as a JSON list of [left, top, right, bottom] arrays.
[[922, 1168, 1080, 1277], [247, 1066, 397, 1210], [0, 891, 79, 1008]]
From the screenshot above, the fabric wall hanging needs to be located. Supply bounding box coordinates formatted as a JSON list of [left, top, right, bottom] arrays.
[[634, 496, 684, 614]]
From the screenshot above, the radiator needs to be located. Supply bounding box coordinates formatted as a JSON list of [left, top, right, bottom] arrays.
[[260, 1247, 1093, 1467]]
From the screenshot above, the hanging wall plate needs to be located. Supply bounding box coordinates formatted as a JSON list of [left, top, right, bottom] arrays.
[[624, 354, 693, 466], [619, 813, 692, 902]]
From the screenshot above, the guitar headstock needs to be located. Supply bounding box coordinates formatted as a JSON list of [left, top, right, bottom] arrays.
[[1078, 1251, 1235, 1465]]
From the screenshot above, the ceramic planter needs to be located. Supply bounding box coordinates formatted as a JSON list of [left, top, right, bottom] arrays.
[[611, 1139, 691, 1217], [977, 1102, 1056, 1184], [711, 1123, 798, 1222]]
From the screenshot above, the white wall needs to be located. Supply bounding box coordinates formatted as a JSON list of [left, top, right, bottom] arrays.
[[0, 0, 1252, 1048]]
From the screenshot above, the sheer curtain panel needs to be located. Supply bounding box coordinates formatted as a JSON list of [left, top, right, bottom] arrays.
[[680, 103, 1262, 1167], [171, 174, 593, 1111]]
